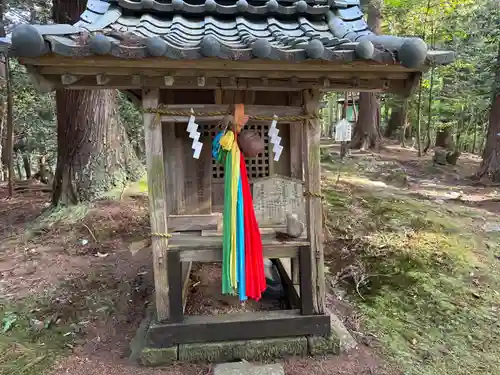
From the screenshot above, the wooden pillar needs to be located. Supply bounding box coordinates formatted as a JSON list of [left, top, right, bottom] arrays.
[[143, 88, 170, 321], [302, 89, 325, 315]]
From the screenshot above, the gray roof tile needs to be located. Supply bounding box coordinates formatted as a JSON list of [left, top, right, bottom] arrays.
[[8, 0, 455, 68]]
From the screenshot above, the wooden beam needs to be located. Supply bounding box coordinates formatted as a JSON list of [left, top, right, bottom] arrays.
[[38, 65, 412, 80], [299, 246, 314, 315], [40, 74, 398, 93], [169, 213, 222, 232], [22, 55, 419, 73], [25, 65, 55, 93], [96, 74, 110, 85], [167, 251, 183, 323], [164, 75, 174, 86], [179, 245, 299, 262], [143, 88, 170, 322], [146, 310, 331, 347], [169, 232, 308, 250], [302, 89, 326, 315], [274, 258, 300, 309], [399, 72, 422, 98], [61, 73, 78, 85], [181, 261, 192, 313], [158, 104, 305, 117]]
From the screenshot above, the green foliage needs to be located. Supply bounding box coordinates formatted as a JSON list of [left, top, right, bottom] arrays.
[[385, 0, 499, 151], [324, 157, 500, 374], [1, 62, 145, 177], [9, 61, 56, 163]]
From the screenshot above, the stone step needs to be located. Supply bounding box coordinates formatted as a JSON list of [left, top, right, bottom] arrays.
[[214, 362, 284, 375]]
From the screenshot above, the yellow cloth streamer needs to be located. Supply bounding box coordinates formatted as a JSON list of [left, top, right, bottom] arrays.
[[220, 131, 235, 151], [229, 141, 241, 288]]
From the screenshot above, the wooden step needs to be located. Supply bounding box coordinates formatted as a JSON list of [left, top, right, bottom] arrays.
[[169, 233, 309, 262]]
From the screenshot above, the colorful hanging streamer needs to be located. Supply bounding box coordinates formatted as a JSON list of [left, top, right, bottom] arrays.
[[212, 123, 266, 301]]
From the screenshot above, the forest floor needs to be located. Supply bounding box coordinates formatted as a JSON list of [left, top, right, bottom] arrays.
[[1, 143, 500, 375]]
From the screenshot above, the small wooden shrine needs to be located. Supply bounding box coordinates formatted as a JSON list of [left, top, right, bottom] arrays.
[[5, 0, 454, 364]]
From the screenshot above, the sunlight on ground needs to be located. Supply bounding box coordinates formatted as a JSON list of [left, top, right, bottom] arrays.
[[323, 157, 500, 375], [101, 174, 148, 200]]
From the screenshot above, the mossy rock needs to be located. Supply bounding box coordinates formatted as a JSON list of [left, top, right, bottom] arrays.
[[139, 347, 178, 366], [179, 337, 307, 363]]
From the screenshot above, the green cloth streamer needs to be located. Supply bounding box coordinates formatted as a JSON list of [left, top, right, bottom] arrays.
[[221, 149, 233, 295]]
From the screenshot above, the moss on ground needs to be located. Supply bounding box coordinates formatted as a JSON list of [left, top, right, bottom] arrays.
[[323, 158, 500, 375]]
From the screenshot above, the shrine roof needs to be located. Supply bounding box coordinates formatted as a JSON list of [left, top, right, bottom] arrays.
[[5, 0, 454, 69]]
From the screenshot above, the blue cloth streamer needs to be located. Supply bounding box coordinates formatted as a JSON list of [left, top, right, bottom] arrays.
[[236, 175, 247, 301]]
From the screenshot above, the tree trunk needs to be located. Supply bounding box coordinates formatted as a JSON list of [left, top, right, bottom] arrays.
[[477, 42, 500, 181], [52, 0, 144, 205], [385, 100, 408, 139], [435, 127, 453, 149], [472, 116, 477, 154], [22, 153, 31, 179], [327, 94, 334, 137], [5, 56, 13, 196], [52, 89, 144, 205], [351, 0, 382, 150], [15, 155, 22, 180], [351, 93, 381, 150]]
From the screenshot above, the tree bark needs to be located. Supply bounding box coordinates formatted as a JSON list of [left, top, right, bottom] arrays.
[[52, 0, 144, 205], [385, 100, 408, 139], [351, 0, 382, 150], [423, 66, 435, 153], [477, 42, 500, 181], [351, 93, 381, 150], [435, 127, 453, 149], [22, 153, 31, 179], [52, 89, 144, 205]]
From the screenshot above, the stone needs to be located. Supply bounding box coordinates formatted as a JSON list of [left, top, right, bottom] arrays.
[[128, 312, 153, 364], [178, 337, 307, 363], [139, 346, 178, 366], [433, 149, 448, 165], [308, 309, 356, 355], [286, 213, 304, 238], [398, 37, 428, 69], [252, 177, 305, 227], [214, 362, 284, 375]]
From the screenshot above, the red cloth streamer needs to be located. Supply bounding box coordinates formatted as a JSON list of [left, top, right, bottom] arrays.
[[240, 153, 266, 300]]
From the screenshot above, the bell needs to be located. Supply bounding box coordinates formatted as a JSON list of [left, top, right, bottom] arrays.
[[237, 130, 265, 157]]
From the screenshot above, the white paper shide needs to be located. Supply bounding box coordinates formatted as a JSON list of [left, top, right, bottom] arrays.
[[269, 115, 283, 161], [335, 118, 352, 142], [187, 109, 203, 159]]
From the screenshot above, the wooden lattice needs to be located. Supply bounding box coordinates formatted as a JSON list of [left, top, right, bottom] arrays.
[[202, 123, 270, 181]]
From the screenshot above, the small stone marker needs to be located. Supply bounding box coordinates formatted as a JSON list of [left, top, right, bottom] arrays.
[[252, 176, 305, 227], [214, 362, 284, 375]]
